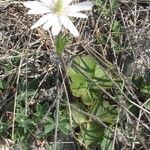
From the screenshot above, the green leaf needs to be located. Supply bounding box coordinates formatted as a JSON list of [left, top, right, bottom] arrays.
[[94, 64, 105, 78], [94, 64, 120, 88], [112, 20, 121, 33], [68, 67, 88, 88], [142, 84, 150, 94], [45, 124, 55, 134], [55, 34, 70, 56], [101, 130, 113, 150], [68, 55, 121, 105], [68, 63, 95, 105], [72, 55, 97, 78], [0, 81, 3, 89], [90, 100, 117, 124], [71, 102, 87, 124], [58, 119, 70, 135], [78, 121, 104, 148], [144, 102, 150, 110], [95, 0, 118, 16]]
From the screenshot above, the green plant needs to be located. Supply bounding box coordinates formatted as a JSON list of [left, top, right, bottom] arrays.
[[68, 54, 118, 148]]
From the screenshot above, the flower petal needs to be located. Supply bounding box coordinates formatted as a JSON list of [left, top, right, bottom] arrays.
[[60, 15, 79, 37], [27, 8, 51, 14], [63, 0, 73, 7], [40, 0, 53, 6], [42, 14, 58, 30], [43, 21, 53, 30], [51, 18, 62, 35], [67, 12, 88, 18], [23, 1, 44, 9], [65, 1, 93, 13], [24, 1, 51, 14], [31, 14, 52, 29]]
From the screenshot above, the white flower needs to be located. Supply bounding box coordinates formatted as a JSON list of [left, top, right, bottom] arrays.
[[23, 0, 93, 37]]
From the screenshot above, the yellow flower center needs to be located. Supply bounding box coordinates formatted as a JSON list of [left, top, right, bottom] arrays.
[[53, 0, 64, 16]]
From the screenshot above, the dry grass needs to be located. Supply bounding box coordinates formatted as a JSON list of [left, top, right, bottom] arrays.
[[0, 0, 150, 149]]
